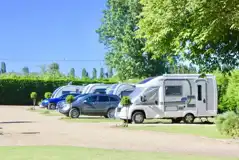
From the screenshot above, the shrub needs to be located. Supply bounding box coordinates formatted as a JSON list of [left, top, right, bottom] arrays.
[[215, 111, 239, 138], [30, 92, 37, 106], [219, 70, 239, 113], [44, 92, 52, 99], [30, 92, 37, 100], [120, 96, 132, 106], [66, 95, 74, 104]]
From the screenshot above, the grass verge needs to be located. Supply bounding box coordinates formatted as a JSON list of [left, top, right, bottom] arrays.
[[129, 125, 230, 139], [0, 146, 236, 160]]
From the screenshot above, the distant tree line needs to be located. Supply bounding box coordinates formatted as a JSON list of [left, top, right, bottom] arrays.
[[0, 61, 114, 79]]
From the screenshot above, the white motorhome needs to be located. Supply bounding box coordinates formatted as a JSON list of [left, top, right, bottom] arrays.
[[116, 74, 218, 124], [106, 83, 135, 98], [81, 84, 112, 94], [51, 85, 85, 98]]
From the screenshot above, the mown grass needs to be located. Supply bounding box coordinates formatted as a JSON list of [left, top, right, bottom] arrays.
[[0, 146, 236, 160], [129, 125, 230, 139]]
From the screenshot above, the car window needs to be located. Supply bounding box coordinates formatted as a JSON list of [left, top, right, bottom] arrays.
[[98, 96, 109, 102], [109, 96, 118, 102], [60, 94, 68, 99], [86, 96, 97, 103]]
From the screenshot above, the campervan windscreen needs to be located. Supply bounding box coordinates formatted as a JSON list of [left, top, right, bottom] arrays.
[[82, 85, 90, 94], [129, 87, 143, 99], [106, 84, 118, 94], [51, 87, 61, 98]]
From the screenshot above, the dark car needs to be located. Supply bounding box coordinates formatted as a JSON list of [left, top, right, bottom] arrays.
[[59, 94, 120, 119]]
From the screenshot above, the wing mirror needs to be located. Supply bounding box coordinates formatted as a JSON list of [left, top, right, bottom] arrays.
[[140, 96, 147, 102], [155, 100, 158, 105]]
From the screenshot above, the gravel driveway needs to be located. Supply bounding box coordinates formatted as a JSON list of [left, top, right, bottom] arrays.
[[0, 105, 239, 158]]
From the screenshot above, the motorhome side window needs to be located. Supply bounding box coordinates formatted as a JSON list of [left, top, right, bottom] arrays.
[[165, 86, 182, 96], [197, 85, 202, 101]]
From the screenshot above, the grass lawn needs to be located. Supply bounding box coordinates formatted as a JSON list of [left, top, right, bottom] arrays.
[[129, 125, 230, 139], [60, 116, 121, 123], [0, 146, 236, 160]]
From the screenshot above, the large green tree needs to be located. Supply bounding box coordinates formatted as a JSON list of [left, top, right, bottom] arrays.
[[97, 0, 168, 80], [137, 0, 239, 72]]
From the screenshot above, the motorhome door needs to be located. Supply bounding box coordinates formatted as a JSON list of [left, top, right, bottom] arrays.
[[196, 80, 207, 116], [143, 87, 161, 119]]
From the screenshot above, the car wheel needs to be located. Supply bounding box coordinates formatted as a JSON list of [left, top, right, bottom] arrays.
[[132, 112, 145, 124], [49, 104, 56, 110], [183, 113, 195, 124], [69, 108, 80, 118], [106, 108, 115, 119], [172, 117, 182, 123]]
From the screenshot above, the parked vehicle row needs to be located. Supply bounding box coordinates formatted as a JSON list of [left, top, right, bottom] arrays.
[[39, 74, 218, 124]]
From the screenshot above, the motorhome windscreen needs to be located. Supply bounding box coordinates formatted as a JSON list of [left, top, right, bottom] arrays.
[[138, 77, 154, 84], [129, 87, 143, 99]]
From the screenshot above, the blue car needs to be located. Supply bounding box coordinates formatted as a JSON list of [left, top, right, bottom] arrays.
[[40, 93, 80, 110]]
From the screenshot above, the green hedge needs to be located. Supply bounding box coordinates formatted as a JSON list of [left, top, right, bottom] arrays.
[[0, 78, 116, 105]]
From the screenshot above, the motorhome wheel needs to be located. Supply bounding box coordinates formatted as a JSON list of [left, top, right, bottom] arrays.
[[132, 112, 145, 124], [69, 108, 80, 118], [183, 113, 195, 124]]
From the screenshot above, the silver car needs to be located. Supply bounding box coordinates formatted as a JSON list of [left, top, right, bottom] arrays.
[[59, 94, 120, 119]]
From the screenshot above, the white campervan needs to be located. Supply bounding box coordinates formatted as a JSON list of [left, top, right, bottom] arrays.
[[81, 84, 112, 94], [51, 85, 84, 98], [117, 74, 218, 124], [106, 83, 135, 98]]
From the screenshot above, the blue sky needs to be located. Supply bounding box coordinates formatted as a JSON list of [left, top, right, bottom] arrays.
[[0, 0, 108, 77]]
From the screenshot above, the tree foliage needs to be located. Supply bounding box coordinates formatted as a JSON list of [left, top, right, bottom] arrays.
[[92, 68, 97, 79], [108, 67, 113, 78], [82, 68, 88, 78], [1, 62, 6, 73], [97, 0, 168, 80], [137, 0, 239, 72], [22, 67, 30, 75], [100, 68, 104, 79], [69, 68, 75, 78]]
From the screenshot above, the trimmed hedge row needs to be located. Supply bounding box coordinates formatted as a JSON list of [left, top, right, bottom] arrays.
[[0, 78, 116, 105]]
